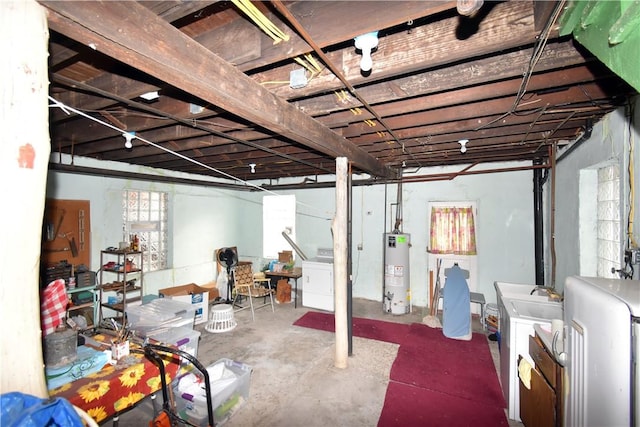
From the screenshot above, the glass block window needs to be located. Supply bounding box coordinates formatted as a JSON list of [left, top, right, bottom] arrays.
[[596, 164, 620, 278], [123, 190, 168, 272]]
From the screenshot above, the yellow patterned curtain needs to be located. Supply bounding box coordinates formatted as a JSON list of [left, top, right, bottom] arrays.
[[429, 206, 477, 255]]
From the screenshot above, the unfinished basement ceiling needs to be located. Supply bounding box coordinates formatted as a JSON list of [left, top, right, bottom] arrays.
[[42, 1, 637, 185]]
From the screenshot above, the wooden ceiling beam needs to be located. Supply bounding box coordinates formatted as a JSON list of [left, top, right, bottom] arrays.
[[352, 110, 599, 147], [339, 82, 616, 138], [260, 1, 538, 100], [48, 2, 533, 127], [52, 50, 604, 148], [49, 1, 219, 110], [317, 66, 608, 127], [141, 1, 220, 23], [48, 1, 455, 122], [199, 1, 457, 72], [40, 0, 394, 178]]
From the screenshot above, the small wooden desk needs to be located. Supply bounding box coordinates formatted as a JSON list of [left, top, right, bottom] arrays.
[[49, 335, 179, 424], [265, 267, 302, 308]]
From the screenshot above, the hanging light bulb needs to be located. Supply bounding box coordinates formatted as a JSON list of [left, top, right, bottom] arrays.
[[457, 0, 484, 16], [458, 139, 469, 153], [354, 31, 379, 72], [123, 132, 136, 149], [139, 91, 159, 101]]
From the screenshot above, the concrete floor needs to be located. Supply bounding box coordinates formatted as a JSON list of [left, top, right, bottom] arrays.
[[117, 296, 523, 426]]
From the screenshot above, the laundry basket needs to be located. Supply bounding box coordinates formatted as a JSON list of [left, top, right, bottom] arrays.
[[205, 304, 237, 333], [485, 303, 499, 332]]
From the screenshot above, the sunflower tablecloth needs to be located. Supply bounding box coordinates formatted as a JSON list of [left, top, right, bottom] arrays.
[[49, 335, 179, 424]]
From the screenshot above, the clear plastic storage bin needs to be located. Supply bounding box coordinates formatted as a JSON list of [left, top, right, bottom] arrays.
[[126, 298, 196, 336], [147, 326, 201, 358], [173, 358, 252, 426]]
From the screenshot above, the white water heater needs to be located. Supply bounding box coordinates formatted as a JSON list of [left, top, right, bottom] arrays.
[[383, 233, 410, 315]]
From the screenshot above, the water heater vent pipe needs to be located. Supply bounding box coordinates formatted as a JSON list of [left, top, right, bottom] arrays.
[[281, 231, 308, 260]]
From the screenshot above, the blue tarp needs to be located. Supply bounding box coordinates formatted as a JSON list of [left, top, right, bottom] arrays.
[[0, 392, 84, 426]]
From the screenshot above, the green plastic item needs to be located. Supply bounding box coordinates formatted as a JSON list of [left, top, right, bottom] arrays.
[[559, 0, 640, 92], [214, 393, 241, 419]]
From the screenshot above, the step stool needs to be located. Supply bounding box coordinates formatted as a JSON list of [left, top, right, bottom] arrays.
[[469, 291, 486, 330]]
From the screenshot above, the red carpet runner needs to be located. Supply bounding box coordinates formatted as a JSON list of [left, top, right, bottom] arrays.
[[293, 311, 508, 426], [293, 310, 411, 344]]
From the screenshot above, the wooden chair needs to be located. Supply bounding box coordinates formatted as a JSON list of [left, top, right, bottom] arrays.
[[231, 264, 275, 321]]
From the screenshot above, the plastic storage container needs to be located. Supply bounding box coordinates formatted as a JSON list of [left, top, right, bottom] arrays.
[[126, 298, 196, 336], [174, 358, 252, 426], [147, 326, 201, 358]]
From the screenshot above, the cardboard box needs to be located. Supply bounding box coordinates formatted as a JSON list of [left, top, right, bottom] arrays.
[[200, 281, 221, 301], [278, 250, 293, 263], [159, 284, 213, 325]]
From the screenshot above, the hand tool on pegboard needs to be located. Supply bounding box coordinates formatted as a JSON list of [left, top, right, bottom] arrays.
[[59, 231, 79, 257], [54, 208, 66, 237], [45, 208, 66, 242]]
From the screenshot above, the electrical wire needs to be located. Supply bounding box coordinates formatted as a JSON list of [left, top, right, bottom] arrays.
[[293, 53, 324, 82], [51, 74, 333, 175], [511, 0, 566, 110], [271, 0, 417, 174], [231, 0, 289, 44], [49, 96, 270, 189], [48, 96, 332, 218], [627, 100, 638, 248], [475, 0, 566, 131]]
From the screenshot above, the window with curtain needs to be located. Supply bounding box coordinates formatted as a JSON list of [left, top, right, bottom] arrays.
[[429, 205, 477, 255]]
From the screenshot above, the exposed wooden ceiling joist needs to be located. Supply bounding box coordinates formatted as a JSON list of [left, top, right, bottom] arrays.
[[40, 0, 395, 179], [39, 1, 637, 185]]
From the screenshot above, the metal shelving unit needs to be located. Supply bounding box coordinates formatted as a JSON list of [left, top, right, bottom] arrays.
[[97, 249, 143, 325], [66, 284, 97, 330]]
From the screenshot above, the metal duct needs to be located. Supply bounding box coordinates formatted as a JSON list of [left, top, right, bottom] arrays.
[[281, 231, 308, 261]]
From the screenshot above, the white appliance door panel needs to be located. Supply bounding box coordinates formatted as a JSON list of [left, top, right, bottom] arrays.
[[565, 277, 632, 427], [304, 267, 332, 294], [302, 262, 334, 312], [498, 297, 511, 405], [634, 319, 639, 427]]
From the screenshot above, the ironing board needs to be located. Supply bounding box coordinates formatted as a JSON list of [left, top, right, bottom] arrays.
[[442, 264, 472, 340]]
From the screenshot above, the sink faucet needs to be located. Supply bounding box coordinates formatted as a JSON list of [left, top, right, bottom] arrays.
[[530, 286, 563, 302]]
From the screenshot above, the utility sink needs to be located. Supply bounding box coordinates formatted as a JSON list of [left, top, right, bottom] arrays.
[[494, 281, 555, 302], [509, 298, 563, 320]]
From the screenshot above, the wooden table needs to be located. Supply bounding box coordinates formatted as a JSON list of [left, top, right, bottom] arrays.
[[49, 334, 180, 424], [265, 267, 302, 308]]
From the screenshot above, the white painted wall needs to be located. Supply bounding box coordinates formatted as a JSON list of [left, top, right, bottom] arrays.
[[550, 97, 640, 290], [46, 156, 245, 295], [47, 154, 538, 308], [244, 163, 536, 308], [391, 166, 536, 307]]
